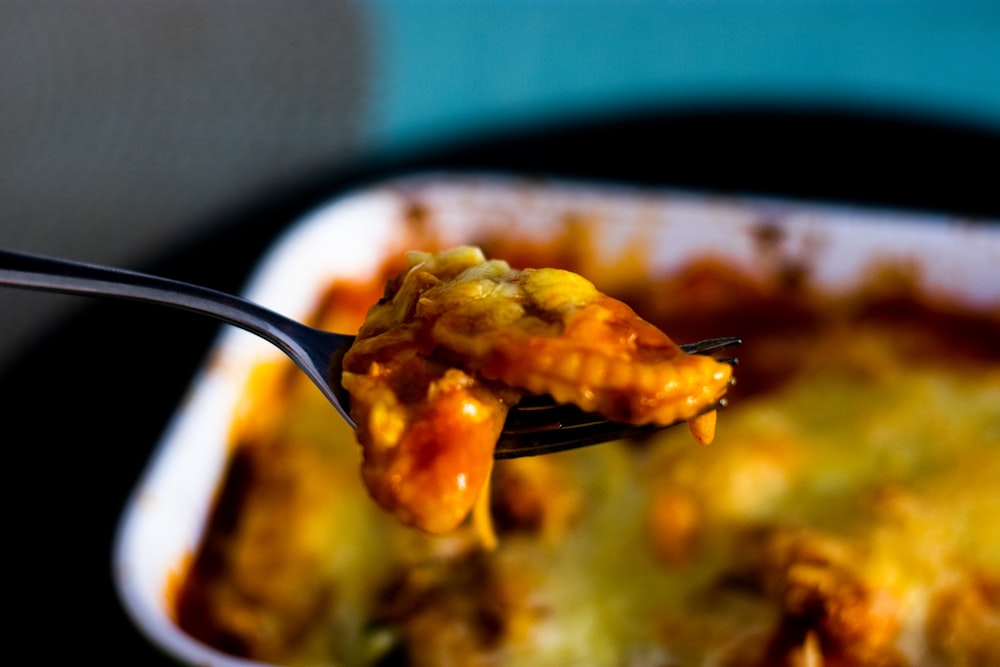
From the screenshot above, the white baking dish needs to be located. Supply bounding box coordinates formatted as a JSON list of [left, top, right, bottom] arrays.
[[112, 173, 1000, 667]]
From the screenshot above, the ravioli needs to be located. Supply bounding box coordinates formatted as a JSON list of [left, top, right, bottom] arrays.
[[341, 247, 734, 534]]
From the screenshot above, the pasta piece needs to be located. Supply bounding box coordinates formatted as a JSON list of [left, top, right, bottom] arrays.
[[687, 409, 717, 445], [342, 247, 733, 534]]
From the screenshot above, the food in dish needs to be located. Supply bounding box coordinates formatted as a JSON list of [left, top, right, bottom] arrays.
[[172, 227, 1000, 667], [341, 246, 733, 535]]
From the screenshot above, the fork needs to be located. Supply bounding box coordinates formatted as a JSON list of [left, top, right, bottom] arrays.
[[0, 248, 739, 459]]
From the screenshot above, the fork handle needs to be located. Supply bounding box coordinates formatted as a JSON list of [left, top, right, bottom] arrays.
[[1, 248, 275, 329], [1, 248, 358, 425], [0, 246, 339, 365]]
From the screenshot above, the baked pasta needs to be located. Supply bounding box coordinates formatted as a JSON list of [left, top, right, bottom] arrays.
[[341, 247, 733, 534], [174, 232, 1000, 667]]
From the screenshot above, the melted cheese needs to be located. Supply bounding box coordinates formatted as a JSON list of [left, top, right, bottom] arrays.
[[341, 247, 733, 534], [174, 244, 1000, 667]]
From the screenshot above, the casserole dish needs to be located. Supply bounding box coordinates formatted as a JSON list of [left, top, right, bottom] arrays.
[[114, 173, 1000, 666]]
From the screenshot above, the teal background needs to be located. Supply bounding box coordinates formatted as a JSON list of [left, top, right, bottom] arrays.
[[368, 1, 1000, 154]]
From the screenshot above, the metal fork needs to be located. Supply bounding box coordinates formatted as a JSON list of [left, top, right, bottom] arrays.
[[0, 248, 739, 459]]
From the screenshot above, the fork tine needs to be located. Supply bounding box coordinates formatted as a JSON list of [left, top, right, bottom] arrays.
[[494, 420, 665, 459], [502, 402, 616, 434], [494, 402, 727, 459], [679, 336, 742, 355]]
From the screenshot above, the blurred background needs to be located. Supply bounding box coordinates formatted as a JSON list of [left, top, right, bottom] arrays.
[[1, 2, 999, 663], [3, 1, 1000, 373]]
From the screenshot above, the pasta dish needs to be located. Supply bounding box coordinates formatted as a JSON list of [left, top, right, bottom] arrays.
[[172, 231, 999, 667]]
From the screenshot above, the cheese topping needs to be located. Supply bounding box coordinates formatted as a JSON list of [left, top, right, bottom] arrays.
[[174, 242, 1000, 667], [341, 247, 733, 533]]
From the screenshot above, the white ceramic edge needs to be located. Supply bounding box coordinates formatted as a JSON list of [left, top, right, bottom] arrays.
[[112, 187, 405, 667], [391, 172, 1000, 307], [112, 172, 1000, 667]]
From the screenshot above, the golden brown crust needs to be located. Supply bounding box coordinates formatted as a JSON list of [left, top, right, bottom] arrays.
[[727, 527, 907, 667], [925, 572, 1000, 665]]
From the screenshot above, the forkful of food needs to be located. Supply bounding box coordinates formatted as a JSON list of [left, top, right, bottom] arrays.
[[0, 245, 738, 534]]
